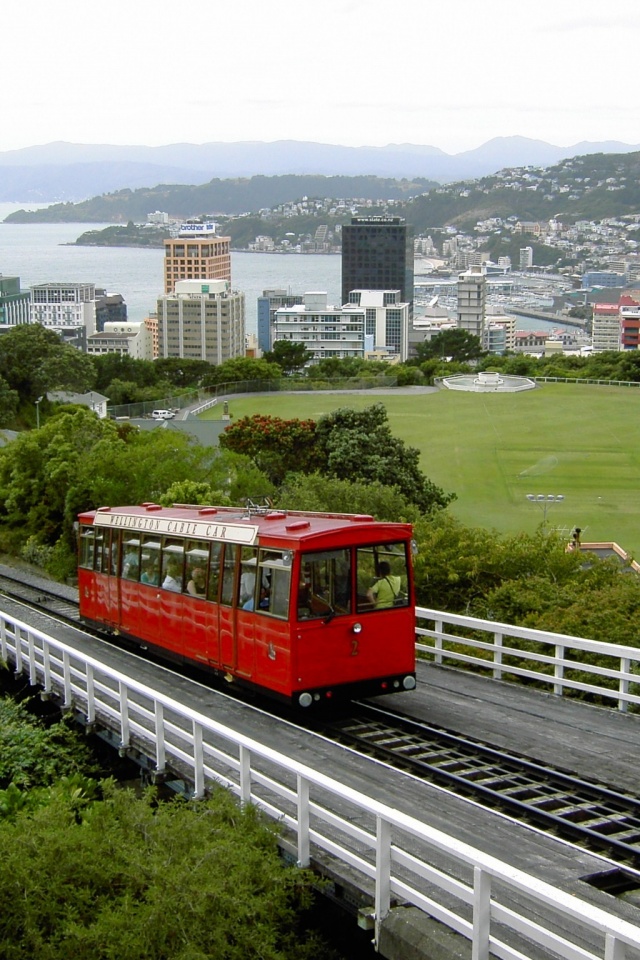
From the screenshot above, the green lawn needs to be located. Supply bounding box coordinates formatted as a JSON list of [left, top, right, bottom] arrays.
[[202, 384, 640, 556]]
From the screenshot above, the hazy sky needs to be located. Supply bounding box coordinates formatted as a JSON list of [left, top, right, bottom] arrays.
[[4, 0, 639, 155]]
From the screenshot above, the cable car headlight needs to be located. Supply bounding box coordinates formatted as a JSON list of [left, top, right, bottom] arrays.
[[352, 622, 362, 634], [282, 551, 293, 566], [411, 539, 418, 556]]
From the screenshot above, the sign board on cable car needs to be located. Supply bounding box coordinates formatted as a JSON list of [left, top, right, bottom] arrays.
[[94, 511, 259, 545]]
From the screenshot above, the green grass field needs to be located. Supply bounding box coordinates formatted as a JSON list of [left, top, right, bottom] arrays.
[[202, 384, 640, 556]]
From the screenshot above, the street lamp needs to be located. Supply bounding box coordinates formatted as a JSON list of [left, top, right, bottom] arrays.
[[526, 493, 564, 529], [35, 396, 43, 429]]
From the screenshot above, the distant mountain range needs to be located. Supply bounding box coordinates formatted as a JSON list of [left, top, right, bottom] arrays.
[[1, 137, 640, 203]]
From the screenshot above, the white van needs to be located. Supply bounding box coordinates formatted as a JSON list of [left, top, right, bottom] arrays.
[[151, 409, 175, 420]]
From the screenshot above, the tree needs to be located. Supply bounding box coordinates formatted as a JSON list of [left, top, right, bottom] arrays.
[[314, 403, 455, 515], [277, 472, 420, 521], [412, 512, 581, 613], [202, 357, 282, 387], [158, 479, 232, 508], [0, 324, 95, 402], [263, 340, 312, 375], [415, 329, 484, 363], [0, 784, 328, 960], [154, 357, 214, 388], [0, 376, 19, 427], [92, 353, 159, 392], [0, 697, 97, 790], [219, 414, 320, 485], [306, 357, 390, 381]]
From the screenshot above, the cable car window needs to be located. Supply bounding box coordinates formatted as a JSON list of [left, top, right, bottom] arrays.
[[298, 548, 351, 620], [161, 540, 184, 592], [257, 549, 291, 619], [79, 527, 95, 569], [140, 537, 161, 586], [185, 539, 209, 596], [207, 543, 222, 602], [239, 547, 259, 609], [109, 530, 119, 576], [92, 528, 105, 572], [122, 538, 141, 581], [356, 542, 409, 612], [220, 544, 238, 606]]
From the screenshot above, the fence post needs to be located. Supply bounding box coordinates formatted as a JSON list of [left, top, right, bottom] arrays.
[[493, 632, 503, 680], [62, 649, 72, 707], [374, 815, 392, 947], [554, 644, 565, 696], [192, 720, 205, 798], [154, 700, 166, 774], [27, 629, 37, 685], [605, 931, 626, 960], [297, 773, 310, 867], [239, 745, 251, 803], [434, 618, 444, 665], [85, 663, 95, 724], [619, 657, 630, 713], [118, 680, 129, 748], [472, 866, 491, 960]]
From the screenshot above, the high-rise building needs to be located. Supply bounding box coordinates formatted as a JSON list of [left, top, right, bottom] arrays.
[[257, 289, 303, 353], [0, 275, 30, 328], [591, 303, 621, 352], [156, 280, 245, 364], [485, 314, 517, 354], [30, 282, 97, 336], [619, 295, 640, 351], [341, 217, 414, 309], [456, 265, 486, 342], [163, 221, 231, 294], [346, 290, 410, 361], [86, 321, 153, 361], [273, 292, 365, 365], [519, 246, 533, 270], [95, 291, 127, 332]]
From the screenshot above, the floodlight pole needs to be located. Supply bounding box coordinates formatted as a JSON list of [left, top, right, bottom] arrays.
[[526, 493, 564, 530]]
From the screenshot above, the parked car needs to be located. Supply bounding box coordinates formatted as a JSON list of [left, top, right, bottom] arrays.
[[151, 409, 175, 420]]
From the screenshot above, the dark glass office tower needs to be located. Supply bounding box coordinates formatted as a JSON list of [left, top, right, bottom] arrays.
[[341, 216, 414, 308]]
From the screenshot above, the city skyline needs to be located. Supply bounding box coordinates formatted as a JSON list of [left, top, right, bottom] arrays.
[[2, 1, 639, 156]]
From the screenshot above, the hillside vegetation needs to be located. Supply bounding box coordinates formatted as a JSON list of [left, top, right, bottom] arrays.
[[5, 150, 640, 234], [4, 174, 435, 223]]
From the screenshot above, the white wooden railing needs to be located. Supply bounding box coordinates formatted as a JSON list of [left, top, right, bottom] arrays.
[[2, 609, 640, 959], [188, 397, 218, 417], [416, 606, 640, 712]]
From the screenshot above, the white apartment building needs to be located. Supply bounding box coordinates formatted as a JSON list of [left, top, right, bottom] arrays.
[[456, 265, 486, 341], [156, 279, 245, 364], [86, 321, 154, 361], [30, 282, 97, 335], [519, 246, 534, 270], [592, 303, 621, 352], [346, 290, 411, 361], [273, 292, 365, 365], [485, 314, 517, 353]]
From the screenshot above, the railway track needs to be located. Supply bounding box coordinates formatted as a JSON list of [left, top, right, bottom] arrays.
[[0, 567, 82, 624], [319, 703, 640, 871], [3, 564, 640, 875]]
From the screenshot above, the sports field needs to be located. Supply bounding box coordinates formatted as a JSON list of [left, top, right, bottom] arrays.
[[203, 383, 640, 555]]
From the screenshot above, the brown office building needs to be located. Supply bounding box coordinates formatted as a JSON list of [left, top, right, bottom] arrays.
[[164, 221, 231, 294]]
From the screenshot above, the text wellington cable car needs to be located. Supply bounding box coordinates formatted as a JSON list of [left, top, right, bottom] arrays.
[[77, 503, 417, 707]]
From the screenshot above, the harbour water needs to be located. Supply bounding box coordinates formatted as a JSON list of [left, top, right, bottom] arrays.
[[0, 202, 572, 337]]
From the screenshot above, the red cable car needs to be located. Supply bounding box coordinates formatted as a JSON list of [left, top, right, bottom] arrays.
[[77, 503, 417, 707]]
